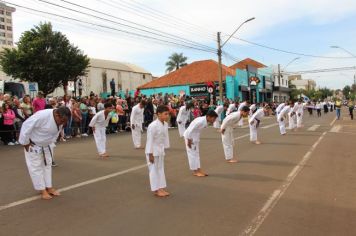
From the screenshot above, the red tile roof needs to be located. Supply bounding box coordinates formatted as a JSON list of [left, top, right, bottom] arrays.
[[139, 60, 236, 89], [230, 58, 266, 70]]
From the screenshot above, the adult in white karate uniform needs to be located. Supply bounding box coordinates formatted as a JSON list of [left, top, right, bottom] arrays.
[[130, 100, 146, 148], [145, 105, 170, 197], [249, 105, 271, 144], [288, 102, 298, 130], [237, 100, 250, 126], [295, 100, 304, 128], [184, 110, 218, 177], [278, 103, 291, 135], [220, 106, 250, 163], [176, 102, 193, 137], [89, 102, 114, 158], [226, 101, 239, 116], [275, 102, 287, 120], [213, 103, 226, 129], [19, 107, 71, 200]]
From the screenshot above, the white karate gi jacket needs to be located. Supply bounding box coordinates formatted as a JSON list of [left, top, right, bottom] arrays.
[[89, 110, 111, 129], [19, 109, 61, 146], [183, 116, 208, 143], [276, 103, 286, 115], [226, 104, 236, 115], [278, 105, 291, 121], [130, 104, 144, 128], [145, 120, 170, 156], [221, 111, 242, 130], [176, 106, 191, 123], [249, 108, 265, 124]]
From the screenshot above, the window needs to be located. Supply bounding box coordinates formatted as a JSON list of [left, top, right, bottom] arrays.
[[6, 11, 11, 16], [7, 41, 12, 45], [0, 32, 5, 37], [0, 24, 4, 29], [0, 17, 4, 22], [0, 39, 6, 44], [143, 74, 146, 79], [6, 19, 11, 24], [7, 26, 12, 31], [0, 10, 4, 15], [7, 33, 12, 38]]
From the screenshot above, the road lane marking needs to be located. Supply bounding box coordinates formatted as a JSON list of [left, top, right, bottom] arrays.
[[261, 123, 278, 129], [0, 164, 147, 212], [330, 125, 341, 133], [330, 117, 337, 126], [307, 125, 320, 131], [233, 123, 278, 141], [240, 131, 327, 236]]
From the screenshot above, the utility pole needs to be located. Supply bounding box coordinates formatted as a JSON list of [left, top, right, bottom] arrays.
[[217, 32, 223, 101], [278, 64, 282, 102], [216, 17, 255, 103]]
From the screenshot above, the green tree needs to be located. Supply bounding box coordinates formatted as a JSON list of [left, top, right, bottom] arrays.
[[343, 85, 352, 99], [0, 22, 89, 96], [165, 52, 188, 73]]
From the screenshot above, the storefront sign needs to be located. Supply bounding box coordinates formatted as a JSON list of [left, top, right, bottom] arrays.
[[190, 85, 207, 95], [249, 76, 260, 86]]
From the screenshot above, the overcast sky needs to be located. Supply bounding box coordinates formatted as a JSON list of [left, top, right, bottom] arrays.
[[10, 0, 356, 89]]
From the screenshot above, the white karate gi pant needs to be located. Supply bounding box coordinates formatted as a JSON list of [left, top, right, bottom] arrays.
[[238, 118, 244, 127], [25, 146, 53, 190], [297, 114, 303, 128], [213, 119, 221, 128], [178, 122, 186, 137], [132, 124, 142, 148], [146, 154, 166, 191], [250, 123, 258, 142], [221, 127, 234, 160], [94, 127, 106, 155], [279, 119, 286, 135], [185, 139, 201, 170], [288, 114, 296, 130]]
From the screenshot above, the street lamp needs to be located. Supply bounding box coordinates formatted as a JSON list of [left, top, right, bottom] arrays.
[[217, 17, 255, 101], [331, 46, 356, 86], [282, 57, 300, 71]]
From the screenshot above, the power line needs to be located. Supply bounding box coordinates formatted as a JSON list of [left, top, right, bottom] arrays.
[[33, 0, 216, 53], [57, 0, 216, 52], [5, 1, 217, 53], [96, 0, 217, 41], [228, 36, 356, 59], [118, 0, 216, 38]]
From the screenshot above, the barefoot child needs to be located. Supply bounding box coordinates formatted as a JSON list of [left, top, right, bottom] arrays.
[[130, 100, 146, 148], [184, 110, 218, 177], [249, 105, 271, 144], [89, 102, 114, 158], [145, 105, 170, 197], [19, 107, 71, 200], [176, 102, 193, 137], [220, 106, 250, 163]]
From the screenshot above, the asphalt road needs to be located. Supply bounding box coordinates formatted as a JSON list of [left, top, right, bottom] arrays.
[[0, 109, 355, 236]]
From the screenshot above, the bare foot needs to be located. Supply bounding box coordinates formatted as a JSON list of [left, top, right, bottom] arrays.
[[154, 190, 167, 197], [46, 188, 61, 196], [41, 190, 53, 200], [227, 159, 238, 163], [160, 189, 170, 196], [255, 141, 261, 145]]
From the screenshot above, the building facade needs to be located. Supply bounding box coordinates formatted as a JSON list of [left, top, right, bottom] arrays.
[[51, 58, 153, 97], [139, 58, 274, 103], [289, 75, 316, 91], [272, 65, 291, 102], [0, 3, 15, 46]]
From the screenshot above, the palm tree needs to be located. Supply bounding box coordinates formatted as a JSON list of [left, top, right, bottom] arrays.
[[165, 53, 188, 73]]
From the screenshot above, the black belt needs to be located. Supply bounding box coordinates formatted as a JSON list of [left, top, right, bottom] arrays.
[[255, 118, 261, 128], [29, 139, 52, 166]]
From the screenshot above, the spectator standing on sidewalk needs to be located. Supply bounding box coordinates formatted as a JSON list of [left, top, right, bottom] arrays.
[[347, 99, 354, 120], [32, 91, 46, 113], [335, 98, 342, 120]]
